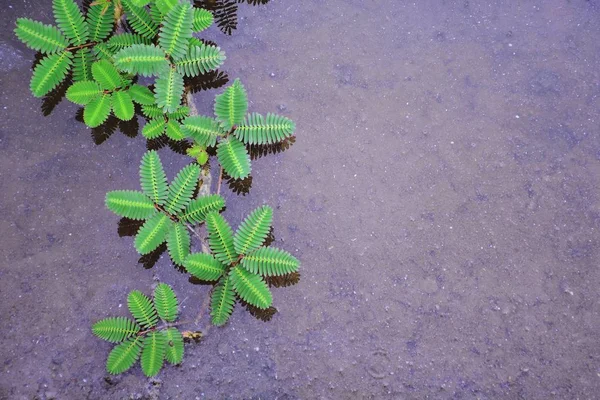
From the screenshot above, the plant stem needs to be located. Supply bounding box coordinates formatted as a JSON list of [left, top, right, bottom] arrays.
[[65, 42, 96, 51], [216, 166, 223, 195]]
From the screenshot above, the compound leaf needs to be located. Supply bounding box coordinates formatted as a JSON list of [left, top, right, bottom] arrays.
[[163, 328, 184, 365], [174, 44, 225, 77], [235, 113, 296, 145], [106, 337, 142, 375], [166, 223, 190, 266], [14, 18, 68, 54], [112, 90, 135, 121], [205, 211, 237, 265], [114, 44, 169, 77], [121, 0, 159, 39], [153, 283, 178, 322], [105, 190, 156, 220], [155, 0, 178, 15], [165, 120, 185, 140], [183, 252, 225, 281], [92, 59, 122, 90], [211, 276, 235, 326], [181, 115, 224, 147], [234, 205, 273, 255], [158, 2, 194, 60], [241, 247, 299, 277], [178, 194, 225, 224], [216, 137, 251, 180], [127, 290, 158, 328], [164, 164, 200, 214], [134, 213, 173, 254], [108, 33, 152, 51], [230, 266, 272, 309], [141, 331, 165, 377], [92, 317, 140, 343], [83, 93, 112, 128], [72, 47, 93, 82], [192, 8, 213, 32], [155, 67, 184, 113], [129, 84, 155, 105], [142, 118, 166, 139], [30, 51, 72, 97], [66, 80, 102, 105], [53, 0, 89, 45], [86, 1, 114, 42], [140, 150, 169, 205], [214, 78, 247, 131]]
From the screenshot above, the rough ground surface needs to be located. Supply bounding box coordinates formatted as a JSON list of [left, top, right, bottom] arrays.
[[1, 0, 600, 399]]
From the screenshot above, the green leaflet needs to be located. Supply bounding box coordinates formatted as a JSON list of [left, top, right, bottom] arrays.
[[163, 328, 184, 365], [141, 331, 166, 377], [214, 78, 248, 131], [230, 266, 272, 309], [153, 283, 179, 322], [216, 137, 251, 180], [106, 337, 143, 375], [166, 223, 190, 266], [155, 67, 184, 113], [72, 48, 93, 82], [241, 247, 299, 277], [66, 80, 102, 105], [181, 115, 224, 147], [205, 211, 238, 265], [86, 1, 114, 42], [108, 33, 152, 51], [178, 194, 225, 224], [164, 164, 200, 215], [139, 150, 169, 205], [210, 276, 236, 326], [93, 42, 114, 61], [235, 113, 296, 145], [121, 0, 159, 39], [14, 18, 68, 54], [114, 44, 169, 77], [30, 51, 72, 97], [234, 205, 273, 255], [53, 0, 89, 45], [92, 59, 123, 90], [92, 317, 140, 343], [183, 252, 226, 281], [105, 190, 156, 220], [127, 290, 158, 328], [174, 44, 226, 77], [84, 93, 112, 128], [129, 84, 155, 105], [158, 2, 194, 60], [165, 120, 186, 141], [155, 0, 178, 15], [192, 8, 214, 32], [112, 91, 135, 121], [134, 213, 173, 254], [142, 119, 167, 139]]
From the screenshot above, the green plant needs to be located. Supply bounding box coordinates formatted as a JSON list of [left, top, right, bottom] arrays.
[[15, 0, 298, 382]]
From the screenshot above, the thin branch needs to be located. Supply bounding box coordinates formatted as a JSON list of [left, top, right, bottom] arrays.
[[216, 166, 224, 195]]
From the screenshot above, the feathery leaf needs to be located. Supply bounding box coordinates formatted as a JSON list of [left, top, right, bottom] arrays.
[[30, 51, 72, 97], [139, 150, 169, 205], [181, 115, 224, 147], [242, 247, 299, 276], [235, 113, 296, 145], [72, 47, 93, 82], [183, 252, 226, 281], [165, 120, 186, 140], [127, 290, 159, 328], [93, 42, 114, 61], [86, 1, 114, 42], [164, 164, 200, 215], [129, 84, 155, 105], [92, 59, 123, 90], [134, 213, 173, 254], [84, 93, 112, 128], [153, 283, 179, 322], [155, 67, 184, 113], [193, 8, 214, 32], [230, 266, 272, 309], [174, 44, 226, 77], [141, 331, 166, 377], [92, 317, 140, 343], [166, 223, 190, 266], [158, 2, 194, 60], [66, 80, 102, 105], [217, 137, 251, 180], [155, 0, 178, 15], [14, 18, 68, 54], [211, 276, 235, 326], [163, 328, 184, 365], [234, 205, 273, 255], [205, 211, 238, 264], [178, 194, 225, 224], [106, 337, 142, 375], [105, 190, 156, 220], [142, 118, 167, 139], [108, 33, 152, 51], [214, 78, 247, 131], [53, 0, 89, 45], [121, 0, 159, 39], [112, 90, 135, 121], [114, 44, 169, 77]]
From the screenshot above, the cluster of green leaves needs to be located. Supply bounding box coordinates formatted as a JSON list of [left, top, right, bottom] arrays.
[[92, 283, 184, 376], [105, 150, 225, 265], [181, 78, 296, 179], [15, 0, 224, 133], [184, 205, 300, 326]]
